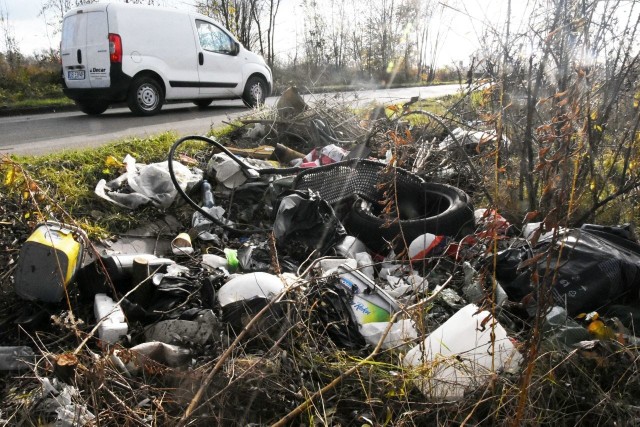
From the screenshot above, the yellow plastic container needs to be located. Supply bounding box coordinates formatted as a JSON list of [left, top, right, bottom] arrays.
[[14, 222, 85, 302]]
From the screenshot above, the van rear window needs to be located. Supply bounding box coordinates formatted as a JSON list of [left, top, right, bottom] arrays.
[[61, 15, 81, 49]]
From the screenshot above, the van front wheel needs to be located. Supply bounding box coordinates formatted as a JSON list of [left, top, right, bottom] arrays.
[[128, 77, 163, 116], [242, 76, 267, 108]]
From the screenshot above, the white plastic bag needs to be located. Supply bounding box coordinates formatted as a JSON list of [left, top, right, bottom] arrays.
[[95, 155, 201, 209]]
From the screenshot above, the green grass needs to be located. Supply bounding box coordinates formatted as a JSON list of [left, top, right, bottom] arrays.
[[1, 96, 74, 109], [1, 131, 210, 237]]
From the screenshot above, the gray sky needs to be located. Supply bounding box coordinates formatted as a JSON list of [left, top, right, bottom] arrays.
[[0, 0, 521, 66]]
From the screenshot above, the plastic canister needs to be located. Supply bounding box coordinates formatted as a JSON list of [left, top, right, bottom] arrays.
[[337, 266, 400, 325], [14, 222, 85, 302], [403, 303, 521, 401]]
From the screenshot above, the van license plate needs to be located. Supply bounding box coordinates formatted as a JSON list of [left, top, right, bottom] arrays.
[[68, 70, 85, 80]]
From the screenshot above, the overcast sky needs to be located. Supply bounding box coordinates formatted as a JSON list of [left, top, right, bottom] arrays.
[[0, 0, 522, 66]]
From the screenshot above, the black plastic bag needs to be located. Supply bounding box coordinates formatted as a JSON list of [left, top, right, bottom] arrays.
[[497, 226, 640, 316], [273, 190, 347, 258]]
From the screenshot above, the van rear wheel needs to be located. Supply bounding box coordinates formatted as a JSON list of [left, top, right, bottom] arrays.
[[76, 100, 109, 115], [128, 76, 163, 116], [242, 76, 267, 108]]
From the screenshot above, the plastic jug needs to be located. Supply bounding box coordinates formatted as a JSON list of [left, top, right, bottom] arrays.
[[403, 303, 521, 401]]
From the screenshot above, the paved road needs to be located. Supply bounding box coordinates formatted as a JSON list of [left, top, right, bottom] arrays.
[[0, 84, 462, 156]]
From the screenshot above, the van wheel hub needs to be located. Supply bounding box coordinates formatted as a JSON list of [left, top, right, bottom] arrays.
[[242, 76, 267, 108], [249, 82, 263, 101], [137, 84, 159, 110]]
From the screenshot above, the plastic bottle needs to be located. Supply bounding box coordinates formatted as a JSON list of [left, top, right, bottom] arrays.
[[337, 266, 400, 325], [201, 250, 239, 272], [202, 180, 215, 208], [224, 248, 239, 272]]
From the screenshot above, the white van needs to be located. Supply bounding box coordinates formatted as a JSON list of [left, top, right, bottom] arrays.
[[60, 3, 272, 116]]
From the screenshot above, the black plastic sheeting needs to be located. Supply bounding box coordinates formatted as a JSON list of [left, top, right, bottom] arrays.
[[273, 190, 347, 259], [496, 224, 640, 317]]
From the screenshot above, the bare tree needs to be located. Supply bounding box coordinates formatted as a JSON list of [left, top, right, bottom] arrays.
[[475, 0, 640, 224], [196, 0, 257, 49], [39, 0, 98, 35], [0, 5, 21, 70], [264, 0, 281, 66]]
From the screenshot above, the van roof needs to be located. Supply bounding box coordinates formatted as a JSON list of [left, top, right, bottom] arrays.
[[62, 2, 212, 22]]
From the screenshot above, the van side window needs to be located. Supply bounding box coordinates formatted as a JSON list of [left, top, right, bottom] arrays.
[[196, 20, 234, 54]]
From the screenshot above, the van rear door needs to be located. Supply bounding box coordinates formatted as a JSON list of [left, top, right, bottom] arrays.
[[61, 10, 110, 89]]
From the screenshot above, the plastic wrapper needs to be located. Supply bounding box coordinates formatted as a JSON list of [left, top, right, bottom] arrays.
[[38, 378, 96, 427]]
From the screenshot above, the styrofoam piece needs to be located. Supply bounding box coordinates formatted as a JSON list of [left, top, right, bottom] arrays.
[[403, 303, 521, 401], [202, 254, 228, 269], [94, 294, 128, 344]]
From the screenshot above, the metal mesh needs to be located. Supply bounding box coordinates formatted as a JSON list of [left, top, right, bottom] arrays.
[[291, 159, 425, 204]]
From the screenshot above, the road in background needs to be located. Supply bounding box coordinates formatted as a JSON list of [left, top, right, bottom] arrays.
[[0, 84, 461, 156]]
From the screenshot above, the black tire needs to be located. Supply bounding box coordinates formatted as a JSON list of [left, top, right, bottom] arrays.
[[194, 98, 214, 108], [344, 182, 475, 253], [242, 76, 267, 108], [76, 100, 109, 115], [127, 76, 163, 116]]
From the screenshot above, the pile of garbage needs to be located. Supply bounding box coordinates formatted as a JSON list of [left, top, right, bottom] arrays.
[[2, 91, 640, 425]]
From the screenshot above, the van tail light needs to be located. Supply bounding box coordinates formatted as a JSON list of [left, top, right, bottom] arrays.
[[109, 33, 122, 63]]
